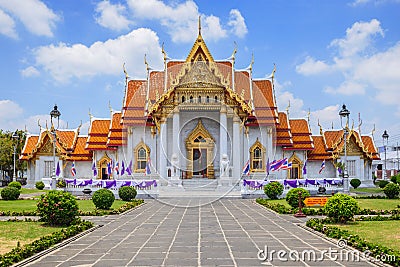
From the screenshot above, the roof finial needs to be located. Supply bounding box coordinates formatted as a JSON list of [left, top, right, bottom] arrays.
[[307, 108, 311, 127], [123, 63, 128, 79], [358, 112, 362, 135], [198, 15, 201, 35], [371, 124, 375, 139], [88, 108, 93, 121], [108, 100, 113, 115], [286, 100, 290, 117], [318, 119, 323, 135], [230, 41, 237, 62]]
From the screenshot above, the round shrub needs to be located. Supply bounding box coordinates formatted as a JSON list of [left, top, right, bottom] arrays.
[[1, 186, 20, 200], [286, 188, 310, 208], [264, 181, 284, 200], [37, 190, 79, 226], [92, 189, 115, 210], [378, 180, 390, 189], [56, 179, 66, 188], [35, 181, 45, 190], [8, 181, 22, 190], [390, 174, 400, 184], [350, 178, 361, 189], [383, 183, 400, 199], [323, 193, 359, 223], [118, 186, 137, 201]]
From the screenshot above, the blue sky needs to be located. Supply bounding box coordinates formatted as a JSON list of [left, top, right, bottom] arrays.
[[0, 0, 399, 146]]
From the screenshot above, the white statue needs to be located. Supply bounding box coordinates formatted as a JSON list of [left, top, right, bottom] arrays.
[[220, 154, 230, 177]]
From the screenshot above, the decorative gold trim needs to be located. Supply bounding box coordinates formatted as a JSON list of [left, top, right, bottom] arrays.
[[249, 139, 266, 172], [134, 141, 150, 172], [97, 153, 111, 180], [287, 152, 303, 179]]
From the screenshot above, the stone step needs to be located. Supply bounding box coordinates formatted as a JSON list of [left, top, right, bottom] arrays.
[[182, 178, 218, 191]]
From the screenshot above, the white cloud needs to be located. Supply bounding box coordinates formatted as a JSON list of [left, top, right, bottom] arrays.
[[0, 9, 17, 38], [125, 0, 245, 43], [20, 66, 40, 77], [228, 9, 247, 38], [349, 0, 400, 6], [295, 56, 330, 75], [0, 0, 59, 37], [324, 80, 365, 95], [296, 19, 400, 107], [310, 105, 341, 133], [95, 0, 131, 31], [329, 19, 383, 57], [32, 28, 162, 83]]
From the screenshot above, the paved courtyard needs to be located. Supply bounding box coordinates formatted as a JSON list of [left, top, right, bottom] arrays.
[[25, 198, 376, 266]]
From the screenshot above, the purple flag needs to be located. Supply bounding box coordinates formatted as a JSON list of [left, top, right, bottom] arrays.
[[303, 160, 307, 175], [126, 160, 132, 175], [266, 157, 270, 177], [121, 160, 125, 176], [56, 161, 61, 177], [92, 161, 97, 177]]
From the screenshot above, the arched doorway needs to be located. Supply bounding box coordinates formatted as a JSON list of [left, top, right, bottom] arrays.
[[185, 120, 215, 178], [97, 154, 111, 180]]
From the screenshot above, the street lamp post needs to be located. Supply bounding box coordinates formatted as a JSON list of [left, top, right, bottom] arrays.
[[339, 104, 350, 194], [382, 130, 389, 180], [11, 132, 19, 182], [50, 105, 61, 190]]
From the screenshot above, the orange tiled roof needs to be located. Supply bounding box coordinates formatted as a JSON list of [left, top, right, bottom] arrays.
[[69, 136, 92, 161], [252, 80, 278, 125], [19, 135, 39, 160], [362, 135, 380, 160], [86, 119, 113, 150], [276, 112, 292, 147], [307, 136, 331, 160], [286, 119, 314, 150], [107, 112, 123, 147], [121, 80, 147, 126], [56, 130, 77, 151]]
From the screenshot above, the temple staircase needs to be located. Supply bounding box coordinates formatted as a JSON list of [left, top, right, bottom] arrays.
[[182, 178, 218, 191]]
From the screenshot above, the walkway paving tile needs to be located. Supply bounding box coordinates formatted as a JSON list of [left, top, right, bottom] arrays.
[[24, 198, 377, 266]]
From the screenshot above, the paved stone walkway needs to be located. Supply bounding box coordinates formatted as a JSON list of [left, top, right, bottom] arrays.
[[25, 198, 376, 266]]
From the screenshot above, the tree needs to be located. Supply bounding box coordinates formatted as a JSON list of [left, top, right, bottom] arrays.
[[0, 130, 26, 179]]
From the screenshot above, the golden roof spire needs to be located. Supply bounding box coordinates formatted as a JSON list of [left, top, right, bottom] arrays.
[[198, 15, 201, 35], [318, 119, 323, 135]]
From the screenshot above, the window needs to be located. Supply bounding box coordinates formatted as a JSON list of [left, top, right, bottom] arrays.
[[250, 140, 265, 172], [214, 95, 218, 102], [135, 142, 150, 172], [288, 157, 301, 179], [206, 96, 210, 103], [182, 96, 185, 103], [44, 161, 53, 177], [347, 160, 356, 177], [190, 95, 193, 103], [198, 95, 201, 103]]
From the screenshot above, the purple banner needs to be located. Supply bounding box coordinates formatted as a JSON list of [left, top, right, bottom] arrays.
[[284, 180, 298, 188]]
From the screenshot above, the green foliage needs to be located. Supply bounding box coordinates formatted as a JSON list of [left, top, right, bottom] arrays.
[[35, 181, 45, 190], [56, 179, 66, 188], [7, 181, 21, 190], [0, 220, 93, 267], [306, 218, 400, 267], [323, 193, 359, 223], [390, 174, 400, 184], [118, 186, 137, 201], [92, 189, 115, 210], [378, 180, 390, 188], [263, 181, 284, 199], [0, 130, 26, 177], [285, 188, 310, 208], [78, 199, 144, 216], [350, 178, 361, 189], [1, 187, 20, 200], [37, 191, 79, 226], [383, 183, 400, 199]]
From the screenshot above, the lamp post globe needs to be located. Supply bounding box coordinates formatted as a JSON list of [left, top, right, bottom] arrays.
[[382, 130, 389, 180], [339, 104, 350, 194], [50, 104, 61, 189]]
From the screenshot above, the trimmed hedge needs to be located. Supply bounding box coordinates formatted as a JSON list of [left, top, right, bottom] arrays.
[[7, 181, 21, 190], [35, 181, 45, 190], [286, 188, 310, 208], [378, 180, 390, 188], [37, 191, 79, 226], [350, 178, 361, 189], [263, 181, 284, 199], [92, 189, 115, 210], [118, 186, 137, 201], [0, 220, 93, 267], [0, 187, 20, 200], [383, 183, 400, 199]]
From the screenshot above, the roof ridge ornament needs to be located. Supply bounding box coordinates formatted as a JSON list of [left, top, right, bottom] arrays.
[[198, 15, 201, 36]]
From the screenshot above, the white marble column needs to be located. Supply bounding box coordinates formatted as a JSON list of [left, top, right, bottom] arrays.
[[159, 118, 168, 179], [172, 109, 180, 179], [232, 114, 241, 179], [220, 105, 228, 178]]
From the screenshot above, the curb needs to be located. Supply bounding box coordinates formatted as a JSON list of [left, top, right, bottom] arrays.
[[12, 224, 102, 267]]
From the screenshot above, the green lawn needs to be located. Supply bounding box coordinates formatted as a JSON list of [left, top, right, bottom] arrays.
[[0, 221, 63, 254], [0, 199, 130, 213], [350, 187, 383, 194], [20, 188, 48, 195], [334, 221, 400, 251]]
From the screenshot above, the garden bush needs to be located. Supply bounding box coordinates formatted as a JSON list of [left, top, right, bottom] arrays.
[[323, 193, 359, 223], [263, 181, 283, 200], [35, 181, 45, 190], [286, 188, 310, 208], [350, 178, 361, 189], [378, 180, 390, 188], [92, 189, 115, 209], [8, 181, 22, 190], [118, 186, 137, 201], [390, 174, 400, 184], [383, 183, 400, 199], [56, 179, 66, 188], [37, 190, 79, 226], [0, 186, 20, 200]]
